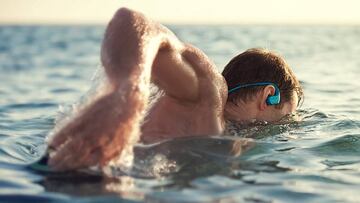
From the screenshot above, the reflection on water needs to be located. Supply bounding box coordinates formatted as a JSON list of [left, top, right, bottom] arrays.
[[0, 25, 360, 202]]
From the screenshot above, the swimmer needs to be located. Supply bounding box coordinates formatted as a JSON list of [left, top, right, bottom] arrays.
[[47, 8, 303, 171]]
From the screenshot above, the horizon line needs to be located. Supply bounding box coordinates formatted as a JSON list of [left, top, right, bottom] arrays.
[[1, 21, 360, 27]]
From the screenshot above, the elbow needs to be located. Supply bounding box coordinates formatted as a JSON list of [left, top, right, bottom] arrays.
[[105, 7, 149, 42], [103, 8, 139, 36], [111, 7, 146, 28], [101, 7, 142, 66], [107, 8, 137, 31], [113, 7, 136, 21]]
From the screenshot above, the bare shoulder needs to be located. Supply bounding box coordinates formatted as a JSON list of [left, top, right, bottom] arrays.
[[182, 44, 217, 77], [181, 44, 227, 104]]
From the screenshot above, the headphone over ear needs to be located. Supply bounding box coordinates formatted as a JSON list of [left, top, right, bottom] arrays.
[[228, 82, 281, 106], [265, 84, 280, 105]]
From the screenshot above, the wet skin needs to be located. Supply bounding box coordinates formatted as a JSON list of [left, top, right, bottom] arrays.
[[48, 8, 298, 171]]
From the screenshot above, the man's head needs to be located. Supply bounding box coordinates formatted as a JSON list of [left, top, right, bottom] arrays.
[[222, 48, 303, 123]]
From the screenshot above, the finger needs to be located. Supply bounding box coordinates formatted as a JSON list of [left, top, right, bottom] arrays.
[[49, 119, 86, 148], [99, 144, 126, 167], [99, 151, 116, 167], [49, 137, 89, 170], [54, 147, 102, 171], [49, 153, 73, 171], [79, 148, 102, 168], [48, 128, 71, 149]]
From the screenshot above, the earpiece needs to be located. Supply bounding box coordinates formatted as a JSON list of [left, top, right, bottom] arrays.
[[265, 84, 280, 105], [228, 82, 281, 106]]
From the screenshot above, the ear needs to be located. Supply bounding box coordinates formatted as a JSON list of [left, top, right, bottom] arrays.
[[259, 85, 276, 111]]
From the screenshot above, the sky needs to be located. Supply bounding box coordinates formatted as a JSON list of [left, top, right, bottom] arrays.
[[1, 0, 360, 25]]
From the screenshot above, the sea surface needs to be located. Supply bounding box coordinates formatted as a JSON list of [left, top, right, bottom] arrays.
[[0, 25, 359, 203]]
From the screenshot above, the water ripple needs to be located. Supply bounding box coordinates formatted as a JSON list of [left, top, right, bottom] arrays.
[[1, 25, 360, 203]]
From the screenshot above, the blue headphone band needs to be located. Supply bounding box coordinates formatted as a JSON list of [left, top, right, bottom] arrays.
[[228, 82, 281, 105]]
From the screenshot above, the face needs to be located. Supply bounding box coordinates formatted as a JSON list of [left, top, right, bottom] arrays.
[[224, 90, 299, 123], [265, 91, 299, 122]]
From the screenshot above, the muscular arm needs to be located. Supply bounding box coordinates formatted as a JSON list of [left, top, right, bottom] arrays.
[[101, 8, 199, 101], [48, 8, 209, 171]]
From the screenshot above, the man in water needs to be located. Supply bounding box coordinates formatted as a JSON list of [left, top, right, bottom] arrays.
[[48, 8, 303, 171]]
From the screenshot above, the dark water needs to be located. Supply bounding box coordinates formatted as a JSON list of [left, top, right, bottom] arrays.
[[0, 25, 359, 202]]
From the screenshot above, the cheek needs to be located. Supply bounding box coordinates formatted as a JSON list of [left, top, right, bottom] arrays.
[[281, 102, 296, 116]]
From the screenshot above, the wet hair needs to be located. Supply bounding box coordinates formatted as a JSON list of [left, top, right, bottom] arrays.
[[222, 48, 303, 108]]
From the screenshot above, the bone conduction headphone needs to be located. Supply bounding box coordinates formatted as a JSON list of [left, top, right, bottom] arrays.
[[228, 82, 280, 105]]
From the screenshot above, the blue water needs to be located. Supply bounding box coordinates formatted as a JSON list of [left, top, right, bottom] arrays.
[[0, 25, 360, 203]]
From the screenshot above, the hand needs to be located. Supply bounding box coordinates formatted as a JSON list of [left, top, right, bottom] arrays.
[[48, 91, 142, 171]]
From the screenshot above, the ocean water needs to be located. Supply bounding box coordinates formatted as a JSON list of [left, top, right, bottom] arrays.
[[0, 25, 359, 203]]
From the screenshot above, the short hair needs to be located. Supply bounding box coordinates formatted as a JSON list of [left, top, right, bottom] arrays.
[[222, 48, 303, 107]]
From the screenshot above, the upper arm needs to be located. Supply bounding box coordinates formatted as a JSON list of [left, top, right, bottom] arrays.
[[152, 43, 227, 105], [151, 45, 199, 102]]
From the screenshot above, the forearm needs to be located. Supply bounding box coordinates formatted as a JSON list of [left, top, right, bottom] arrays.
[[84, 84, 148, 162], [48, 82, 149, 169]]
